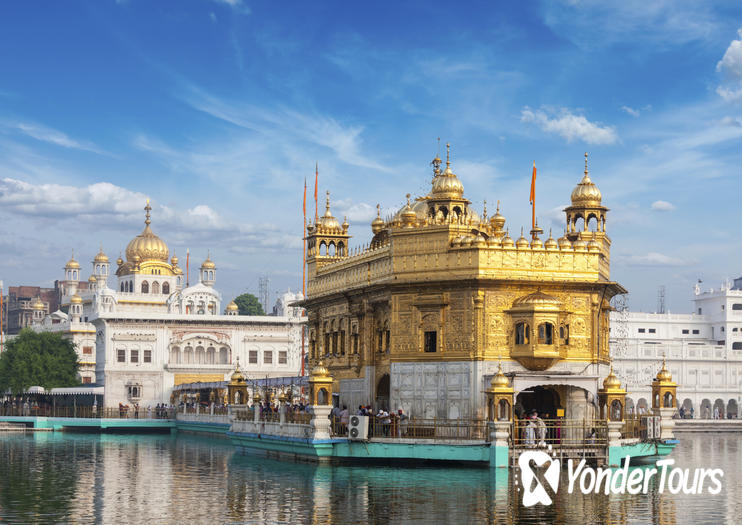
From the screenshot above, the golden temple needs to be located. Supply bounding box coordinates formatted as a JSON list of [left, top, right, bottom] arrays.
[[302, 145, 626, 420]]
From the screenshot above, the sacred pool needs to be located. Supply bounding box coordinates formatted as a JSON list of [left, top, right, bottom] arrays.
[[0, 431, 737, 524]]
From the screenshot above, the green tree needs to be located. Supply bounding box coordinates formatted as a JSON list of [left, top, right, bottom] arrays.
[[233, 293, 265, 316], [0, 329, 80, 395]]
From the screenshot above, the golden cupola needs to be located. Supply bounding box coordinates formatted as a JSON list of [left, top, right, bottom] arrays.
[[431, 143, 465, 199], [65, 253, 80, 270], [489, 201, 506, 233], [93, 248, 109, 264], [602, 366, 622, 390], [570, 155, 602, 207], [371, 204, 385, 234], [125, 200, 169, 263], [201, 256, 216, 270], [318, 191, 341, 232]]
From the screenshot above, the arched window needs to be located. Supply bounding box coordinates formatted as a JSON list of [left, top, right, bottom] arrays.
[[663, 392, 674, 408], [120, 282, 124, 292], [195, 346, 205, 364], [515, 322, 530, 345], [170, 346, 181, 364], [152, 281, 160, 294], [219, 347, 228, 364], [141, 281, 149, 294], [559, 324, 570, 344], [328, 242, 336, 256], [162, 282, 170, 295], [206, 347, 215, 364], [610, 399, 623, 421], [184, 346, 193, 364], [538, 323, 554, 345]]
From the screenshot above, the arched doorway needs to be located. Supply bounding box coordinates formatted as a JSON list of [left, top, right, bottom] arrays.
[[681, 398, 693, 419], [727, 399, 738, 419], [515, 386, 561, 420], [714, 399, 725, 419], [701, 399, 712, 419], [376, 374, 390, 410]]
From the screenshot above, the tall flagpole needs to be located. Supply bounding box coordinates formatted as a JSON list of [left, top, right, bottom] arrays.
[[314, 162, 319, 222], [0, 280, 4, 352], [529, 161, 538, 238], [301, 176, 307, 376], [186, 249, 190, 287]]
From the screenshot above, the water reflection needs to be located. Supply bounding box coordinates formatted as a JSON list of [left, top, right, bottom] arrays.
[[0, 432, 736, 524]]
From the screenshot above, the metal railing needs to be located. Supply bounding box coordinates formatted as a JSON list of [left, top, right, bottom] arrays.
[[0, 405, 175, 419], [331, 416, 490, 441], [511, 418, 607, 448], [621, 415, 646, 439], [232, 408, 312, 424]]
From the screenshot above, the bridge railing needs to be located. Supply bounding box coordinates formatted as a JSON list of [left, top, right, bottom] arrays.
[[511, 418, 608, 448], [331, 416, 491, 441], [0, 406, 175, 419]]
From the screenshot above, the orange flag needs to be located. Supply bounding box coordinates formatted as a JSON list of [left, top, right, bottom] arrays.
[[303, 177, 307, 217], [529, 161, 536, 205]]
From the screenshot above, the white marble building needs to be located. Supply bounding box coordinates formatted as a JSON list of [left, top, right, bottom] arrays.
[[610, 279, 742, 418], [33, 201, 306, 407]]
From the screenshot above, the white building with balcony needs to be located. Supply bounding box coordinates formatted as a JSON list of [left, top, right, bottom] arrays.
[[33, 201, 306, 407], [610, 279, 742, 418]]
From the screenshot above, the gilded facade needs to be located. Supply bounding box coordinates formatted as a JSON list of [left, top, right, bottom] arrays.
[[303, 147, 625, 419]]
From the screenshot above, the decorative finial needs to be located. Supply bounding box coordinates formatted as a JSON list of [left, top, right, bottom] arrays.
[[431, 138, 442, 176], [325, 190, 331, 212], [406, 193, 411, 206], [446, 142, 451, 168], [584, 152, 589, 175], [496, 200, 500, 213], [483, 199, 487, 218], [144, 200, 152, 226], [376, 204, 381, 217], [548, 228, 553, 239], [520, 226, 524, 236]]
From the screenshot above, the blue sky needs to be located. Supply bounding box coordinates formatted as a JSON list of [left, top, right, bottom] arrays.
[[1, 0, 742, 312]]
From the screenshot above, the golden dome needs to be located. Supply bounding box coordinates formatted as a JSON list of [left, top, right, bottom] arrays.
[[512, 290, 562, 309], [558, 232, 572, 250], [226, 300, 239, 312], [573, 238, 588, 251], [603, 366, 622, 390], [401, 194, 417, 227], [171, 255, 179, 266], [311, 361, 330, 378], [65, 253, 80, 270], [474, 233, 486, 247], [588, 236, 601, 252], [545, 230, 558, 250], [70, 294, 83, 304], [531, 235, 543, 249], [201, 256, 216, 269], [126, 201, 169, 263], [116, 256, 124, 266], [31, 297, 45, 310], [515, 228, 529, 249], [93, 247, 109, 263], [501, 231, 515, 248], [88, 275, 97, 282], [318, 191, 340, 231], [570, 153, 602, 207], [489, 202, 506, 231], [431, 143, 465, 199], [491, 363, 511, 389], [230, 366, 246, 384], [656, 359, 672, 382], [371, 205, 385, 234]]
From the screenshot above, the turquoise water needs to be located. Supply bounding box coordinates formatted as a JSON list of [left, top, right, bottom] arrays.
[[0, 431, 738, 524]]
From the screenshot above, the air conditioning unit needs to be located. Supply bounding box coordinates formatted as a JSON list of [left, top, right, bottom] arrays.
[[348, 415, 369, 441], [640, 416, 661, 440]]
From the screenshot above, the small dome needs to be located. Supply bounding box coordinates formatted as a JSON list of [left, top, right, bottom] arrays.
[[558, 233, 572, 250], [311, 361, 330, 378], [401, 195, 417, 227], [93, 248, 109, 264], [70, 294, 83, 304], [230, 366, 245, 383], [430, 143, 465, 198], [603, 366, 622, 390], [371, 208, 385, 234], [451, 235, 463, 247], [88, 275, 97, 282], [491, 363, 511, 389], [501, 231, 515, 248], [570, 154, 602, 207], [462, 235, 473, 247], [226, 300, 239, 312], [573, 238, 588, 251], [171, 255, 179, 266], [116, 256, 124, 266], [201, 256, 216, 270], [512, 290, 562, 309], [657, 359, 672, 382], [588, 237, 601, 252], [65, 255, 80, 270], [515, 229, 529, 249], [487, 235, 501, 247], [545, 231, 558, 250], [31, 298, 45, 310], [489, 203, 506, 231], [474, 233, 486, 247], [318, 191, 340, 230], [531, 236, 543, 249]]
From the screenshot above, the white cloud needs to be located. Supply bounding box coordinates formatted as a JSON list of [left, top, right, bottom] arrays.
[[1, 121, 104, 154], [209, 12, 217, 23], [716, 30, 742, 102], [520, 106, 618, 144], [210, 0, 251, 14], [333, 198, 376, 223], [621, 106, 640, 117], [651, 200, 675, 211], [617, 252, 688, 267]]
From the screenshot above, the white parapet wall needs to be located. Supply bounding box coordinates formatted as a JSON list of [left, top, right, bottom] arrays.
[[231, 419, 312, 439]]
